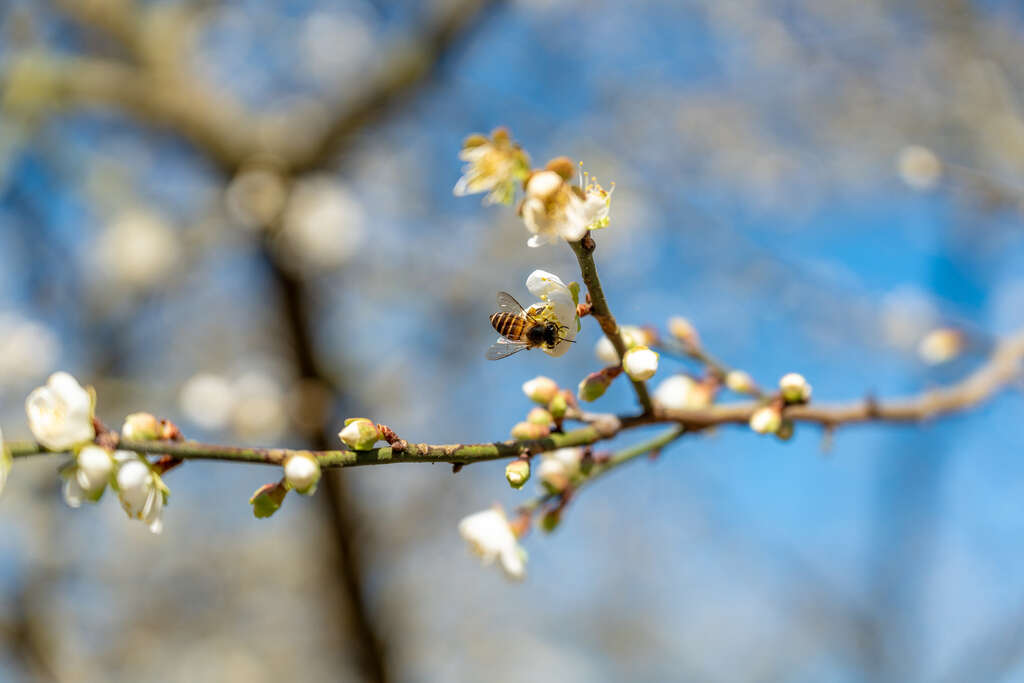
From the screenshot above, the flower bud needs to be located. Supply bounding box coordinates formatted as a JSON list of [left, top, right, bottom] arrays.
[[668, 316, 700, 349], [577, 366, 621, 402], [547, 392, 568, 419], [918, 328, 964, 365], [522, 376, 559, 405], [653, 374, 711, 410], [338, 418, 381, 450], [250, 481, 288, 519], [505, 459, 531, 489], [511, 421, 549, 440], [725, 370, 756, 395], [779, 373, 812, 404], [121, 412, 161, 441], [526, 407, 553, 426], [284, 453, 321, 495], [539, 508, 562, 533], [749, 405, 782, 434], [622, 346, 659, 381]]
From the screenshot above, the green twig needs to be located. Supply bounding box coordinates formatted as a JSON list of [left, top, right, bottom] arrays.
[[570, 236, 656, 414]]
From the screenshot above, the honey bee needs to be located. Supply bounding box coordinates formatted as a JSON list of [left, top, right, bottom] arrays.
[[486, 291, 573, 360]]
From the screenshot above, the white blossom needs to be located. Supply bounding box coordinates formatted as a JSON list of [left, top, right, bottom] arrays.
[[622, 346, 659, 381], [25, 372, 95, 451], [62, 445, 113, 508], [520, 170, 587, 247], [537, 447, 583, 492], [0, 313, 59, 388], [579, 166, 613, 231], [521, 270, 579, 357], [279, 176, 366, 271], [453, 128, 529, 206], [918, 328, 964, 365], [115, 453, 166, 534], [458, 506, 526, 580]]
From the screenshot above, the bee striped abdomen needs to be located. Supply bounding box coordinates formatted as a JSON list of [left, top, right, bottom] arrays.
[[490, 312, 526, 341]]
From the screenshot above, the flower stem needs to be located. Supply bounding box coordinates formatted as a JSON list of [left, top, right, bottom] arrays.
[[569, 235, 656, 414]]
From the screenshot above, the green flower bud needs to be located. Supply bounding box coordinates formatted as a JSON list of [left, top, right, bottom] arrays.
[[578, 366, 621, 402], [250, 481, 288, 519], [779, 373, 812, 404], [121, 412, 161, 441], [540, 508, 562, 533], [505, 459, 531, 489], [547, 392, 568, 419], [511, 421, 549, 440], [526, 407, 553, 426]]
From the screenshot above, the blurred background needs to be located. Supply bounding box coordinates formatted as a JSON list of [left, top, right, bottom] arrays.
[[3, 0, 1024, 681]]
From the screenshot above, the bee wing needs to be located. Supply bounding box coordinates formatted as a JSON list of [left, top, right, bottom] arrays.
[[496, 291, 529, 315], [485, 337, 530, 360]]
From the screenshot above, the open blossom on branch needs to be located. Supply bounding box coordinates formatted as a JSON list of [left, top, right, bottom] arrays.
[[115, 452, 167, 534], [520, 168, 588, 247], [458, 506, 526, 580], [524, 270, 579, 357], [26, 372, 95, 451], [62, 445, 114, 508], [538, 447, 583, 493], [453, 127, 530, 206], [579, 165, 613, 232]]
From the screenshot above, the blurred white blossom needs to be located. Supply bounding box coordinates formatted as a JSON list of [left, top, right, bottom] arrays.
[[0, 312, 59, 388], [897, 145, 942, 191], [26, 372, 94, 451], [454, 128, 529, 206], [458, 506, 526, 580], [918, 328, 965, 365], [231, 371, 288, 441], [279, 176, 366, 271], [179, 373, 235, 431], [654, 375, 711, 410], [96, 210, 182, 291]]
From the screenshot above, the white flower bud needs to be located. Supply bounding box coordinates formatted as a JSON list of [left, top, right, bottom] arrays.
[[458, 506, 526, 580], [522, 376, 559, 404], [26, 372, 95, 451], [338, 418, 381, 450], [622, 346, 659, 381], [653, 375, 710, 410], [749, 406, 782, 434], [505, 459, 531, 489], [284, 453, 321, 495], [115, 455, 165, 534], [667, 316, 699, 348], [779, 373, 812, 403], [64, 445, 114, 508], [725, 370, 756, 395], [918, 328, 964, 365]]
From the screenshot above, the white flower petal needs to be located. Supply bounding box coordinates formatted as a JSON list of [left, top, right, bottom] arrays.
[[63, 476, 85, 508]]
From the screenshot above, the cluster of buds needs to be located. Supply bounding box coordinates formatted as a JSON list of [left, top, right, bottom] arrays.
[[749, 373, 812, 438]]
